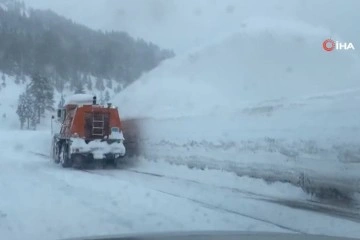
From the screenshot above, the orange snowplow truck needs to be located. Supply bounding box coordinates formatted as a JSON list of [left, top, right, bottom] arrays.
[[51, 94, 126, 168]]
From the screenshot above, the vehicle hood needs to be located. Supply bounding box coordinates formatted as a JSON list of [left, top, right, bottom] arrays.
[[63, 231, 360, 240]]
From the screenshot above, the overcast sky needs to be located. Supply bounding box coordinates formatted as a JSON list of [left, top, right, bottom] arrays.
[[22, 0, 360, 54]]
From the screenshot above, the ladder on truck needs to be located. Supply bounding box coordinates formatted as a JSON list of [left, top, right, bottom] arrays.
[[92, 113, 105, 137]]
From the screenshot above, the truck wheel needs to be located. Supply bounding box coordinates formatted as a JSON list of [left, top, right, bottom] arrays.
[[54, 142, 61, 164], [60, 144, 72, 168], [51, 137, 60, 164]]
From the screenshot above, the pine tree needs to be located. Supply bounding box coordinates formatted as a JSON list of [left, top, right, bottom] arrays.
[[1, 74, 5, 88], [28, 73, 54, 123], [69, 78, 76, 92], [16, 93, 27, 129], [74, 81, 85, 94], [99, 91, 105, 105], [15, 74, 21, 84], [114, 84, 123, 93], [95, 77, 105, 91], [87, 78, 92, 91], [58, 94, 65, 108], [20, 74, 26, 84], [54, 75, 65, 92], [104, 90, 110, 103], [106, 79, 113, 89], [16, 91, 36, 129], [0, 9, 174, 90]]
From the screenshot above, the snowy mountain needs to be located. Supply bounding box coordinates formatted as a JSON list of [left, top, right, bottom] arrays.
[[0, 3, 174, 92], [0, 0, 174, 130], [0, 0, 29, 16], [21, 0, 360, 54]]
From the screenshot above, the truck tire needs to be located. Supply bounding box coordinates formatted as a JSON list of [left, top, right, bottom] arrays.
[[60, 144, 72, 168]]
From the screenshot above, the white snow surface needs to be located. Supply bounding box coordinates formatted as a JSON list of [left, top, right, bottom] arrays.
[[0, 76, 27, 130], [1, 130, 360, 240]]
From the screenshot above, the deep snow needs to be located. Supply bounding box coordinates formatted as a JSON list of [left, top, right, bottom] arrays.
[[0, 77, 27, 130], [115, 19, 360, 119], [114, 18, 360, 195], [1, 130, 360, 240]]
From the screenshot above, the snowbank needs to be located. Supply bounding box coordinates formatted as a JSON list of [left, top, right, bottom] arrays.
[[114, 18, 360, 193], [115, 18, 359, 119]]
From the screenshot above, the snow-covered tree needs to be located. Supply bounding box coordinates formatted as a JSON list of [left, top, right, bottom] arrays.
[[95, 77, 105, 91], [58, 94, 65, 108], [15, 74, 21, 84], [27, 73, 54, 123], [16, 91, 36, 129], [99, 91, 105, 105], [114, 84, 123, 93], [104, 90, 110, 103], [106, 79, 113, 89], [20, 74, 26, 84], [1, 74, 5, 87], [16, 93, 27, 129], [86, 77, 92, 91], [74, 81, 85, 94]]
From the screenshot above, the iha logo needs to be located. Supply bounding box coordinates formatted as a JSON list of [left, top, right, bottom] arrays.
[[322, 39, 355, 51]]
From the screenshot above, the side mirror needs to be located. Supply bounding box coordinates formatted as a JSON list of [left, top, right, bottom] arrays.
[[57, 109, 61, 118]]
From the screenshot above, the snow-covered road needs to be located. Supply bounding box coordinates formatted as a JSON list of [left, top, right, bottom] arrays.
[[1, 130, 360, 240]]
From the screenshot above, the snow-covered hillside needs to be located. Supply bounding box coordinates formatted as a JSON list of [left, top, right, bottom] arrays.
[[114, 18, 360, 194], [0, 76, 27, 130], [116, 18, 359, 119], [22, 0, 360, 54]]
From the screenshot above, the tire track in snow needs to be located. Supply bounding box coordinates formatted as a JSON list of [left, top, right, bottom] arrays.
[[93, 168, 360, 224], [80, 168, 303, 234], [25, 152, 188, 230], [30, 151, 285, 232], [154, 189, 305, 234], [31, 151, 360, 225]]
